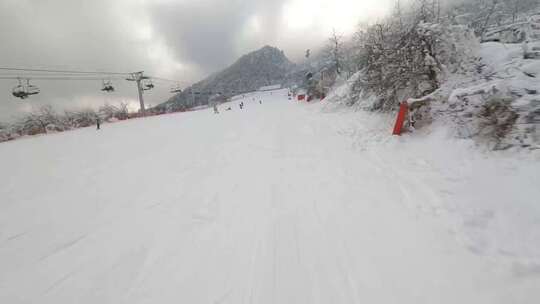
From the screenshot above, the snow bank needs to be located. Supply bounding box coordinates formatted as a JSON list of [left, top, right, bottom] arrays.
[[437, 41, 540, 149], [321, 68, 540, 277], [318, 100, 540, 281]]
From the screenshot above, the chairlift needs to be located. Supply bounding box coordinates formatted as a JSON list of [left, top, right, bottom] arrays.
[[143, 79, 154, 91], [101, 80, 115, 92], [170, 84, 182, 93], [12, 79, 40, 99]]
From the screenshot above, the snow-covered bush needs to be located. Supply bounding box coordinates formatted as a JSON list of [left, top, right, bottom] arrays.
[[7, 106, 67, 136], [98, 102, 129, 121], [347, 1, 478, 111], [0, 123, 12, 142], [64, 109, 98, 128], [448, 0, 539, 36], [476, 96, 519, 144], [0, 102, 133, 143]]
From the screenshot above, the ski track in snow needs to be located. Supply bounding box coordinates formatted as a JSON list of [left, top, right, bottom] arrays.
[[0, 89, 539, 303]]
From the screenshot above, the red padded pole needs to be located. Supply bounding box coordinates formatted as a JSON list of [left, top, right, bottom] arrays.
[[392, 101, 408, 136]]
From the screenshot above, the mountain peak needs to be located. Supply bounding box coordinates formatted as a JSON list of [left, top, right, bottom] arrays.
[[157, 46, 296, 112], [236, 45, 290, 66]]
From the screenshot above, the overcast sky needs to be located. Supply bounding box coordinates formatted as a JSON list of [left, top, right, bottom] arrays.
[[0, 0, 393, 121]]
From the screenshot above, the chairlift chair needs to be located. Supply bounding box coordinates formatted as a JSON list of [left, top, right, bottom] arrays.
[[101, 80, 115, 92], [170, 84, 182, 93], [143, 79, 154, 91], [12, 79, 40, 99]]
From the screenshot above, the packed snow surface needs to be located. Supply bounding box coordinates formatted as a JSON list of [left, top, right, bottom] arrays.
[[1, 89, 539, 303]]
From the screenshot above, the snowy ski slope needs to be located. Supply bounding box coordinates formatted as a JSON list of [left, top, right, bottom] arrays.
[[1, 89, 539, 303]]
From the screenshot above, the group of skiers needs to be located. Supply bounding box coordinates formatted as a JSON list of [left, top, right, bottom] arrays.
[[213, 98, 262, 114], [95, 97, 263, 130]]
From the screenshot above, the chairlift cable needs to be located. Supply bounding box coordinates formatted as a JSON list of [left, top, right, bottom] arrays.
[[1, 65, 191, 104], [148, 76, 188, 83], [0, 67, 188, 84], [0, 76, 125, 81], [0, 67, 129, 75]]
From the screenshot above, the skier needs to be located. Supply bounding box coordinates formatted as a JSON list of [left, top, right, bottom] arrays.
[[239, 102, 244, 109], [96, 117, 101, 130], [259, 100, 262, 104], [522, 39, 529, 58]]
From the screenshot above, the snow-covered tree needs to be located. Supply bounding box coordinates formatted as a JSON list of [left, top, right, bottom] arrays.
[[345, 0, 478, 110], [327, 29, 344, 76]]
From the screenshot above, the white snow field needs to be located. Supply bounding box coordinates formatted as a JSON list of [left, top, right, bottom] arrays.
[[1, 89, 539, 303]]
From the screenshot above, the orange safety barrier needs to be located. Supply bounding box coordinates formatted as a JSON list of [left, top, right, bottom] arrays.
[[392, 101, 408, 136]]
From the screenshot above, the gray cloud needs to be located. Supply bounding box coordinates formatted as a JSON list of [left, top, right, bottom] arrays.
[[147, 0, 288, 75]]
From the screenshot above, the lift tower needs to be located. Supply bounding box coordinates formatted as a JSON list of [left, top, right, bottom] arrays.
[[127, 71, 149, 116]]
